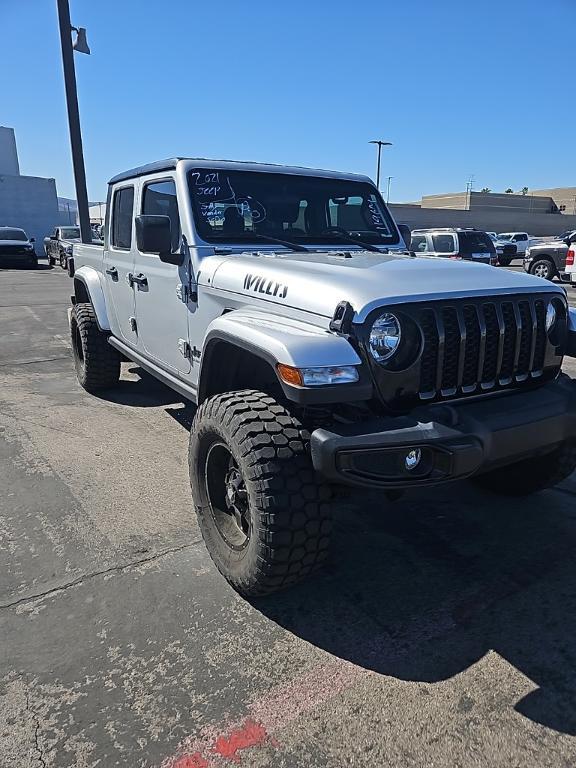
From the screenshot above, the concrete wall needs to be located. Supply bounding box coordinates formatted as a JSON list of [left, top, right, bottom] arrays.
[[530, 187, 576, 215], [0, 127, 20, 176], [0, 175, 60, 248], [390, 203, 576, 238], [421, 190, 553, 213]]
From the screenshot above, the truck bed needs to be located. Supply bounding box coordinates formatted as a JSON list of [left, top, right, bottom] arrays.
[[73, 242, 104, 271]]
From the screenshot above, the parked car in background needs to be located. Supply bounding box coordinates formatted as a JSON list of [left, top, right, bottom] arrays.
[[523, 231, 576, 281], [497, 232, 532, 257], [487, 233, 518, 266], [44, 226, 81, 268], [410, 228, 497, 265], [0, 226, 38, 268]]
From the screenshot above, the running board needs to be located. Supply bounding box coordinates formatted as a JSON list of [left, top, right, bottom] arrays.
[[108, 337, 198, 404]]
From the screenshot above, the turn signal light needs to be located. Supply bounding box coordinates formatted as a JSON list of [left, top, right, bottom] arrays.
[[566, 248, 575, 266], [277, 364, 303, 386], [276, 364, 359, 387]]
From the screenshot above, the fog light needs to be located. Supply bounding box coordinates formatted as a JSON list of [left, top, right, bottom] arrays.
[[405, 448, 422, 471]]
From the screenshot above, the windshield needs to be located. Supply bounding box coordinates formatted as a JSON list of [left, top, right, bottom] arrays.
[[188, 169, 400, 247], [0, 228, 27, 241], [61, 227, 80, 239], [497, 233, 512, 241]]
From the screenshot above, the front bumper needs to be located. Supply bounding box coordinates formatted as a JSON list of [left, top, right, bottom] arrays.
[[310, 376, 576, 488], [0, 251, 36, 264]]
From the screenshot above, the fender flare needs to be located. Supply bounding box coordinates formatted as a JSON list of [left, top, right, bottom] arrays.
[[73, 266, 111, 331], [197, 308, 371, 405]]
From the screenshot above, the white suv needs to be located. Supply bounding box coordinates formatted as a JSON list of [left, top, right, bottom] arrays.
[[410, 228, 497, 265], [564, 235, 576, 286]]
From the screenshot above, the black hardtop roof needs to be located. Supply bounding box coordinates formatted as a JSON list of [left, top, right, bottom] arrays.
[[109, 158, 181, 185], [108, 158, 370, 186]]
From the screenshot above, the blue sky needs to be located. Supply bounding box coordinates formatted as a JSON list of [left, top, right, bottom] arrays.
[[3, 0, 575, 203]]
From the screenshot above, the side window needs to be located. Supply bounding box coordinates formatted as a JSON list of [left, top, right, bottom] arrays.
[[142, 180, 180, 252], [432, 234, 455, 253], [518, 234, 528, 241], [411, 235, 428, 252], [111, 186, 135, 249]]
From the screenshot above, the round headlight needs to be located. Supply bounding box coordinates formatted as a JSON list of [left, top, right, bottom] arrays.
[[369, 312, 401, 363], [546, 302, 556, 332]]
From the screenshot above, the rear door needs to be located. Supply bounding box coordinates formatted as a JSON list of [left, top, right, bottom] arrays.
[[132, 177, 191, 375], [103, 185, 138, 345], [431, 233, 457, 258]]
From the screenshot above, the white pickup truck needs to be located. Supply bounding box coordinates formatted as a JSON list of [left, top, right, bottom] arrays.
[[68, 158, 576, 596]]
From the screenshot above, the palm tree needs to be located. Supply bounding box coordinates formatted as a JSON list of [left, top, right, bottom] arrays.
[[521, 186, 529, 195], [505, 188, 514, 194], [480, 187, 491, 193]]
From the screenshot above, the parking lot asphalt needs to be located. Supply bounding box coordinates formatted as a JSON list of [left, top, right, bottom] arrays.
[[1, 260, 576, 768]]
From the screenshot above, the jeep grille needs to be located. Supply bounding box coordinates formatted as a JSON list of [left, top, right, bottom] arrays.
[[417, 295, 553, 400]]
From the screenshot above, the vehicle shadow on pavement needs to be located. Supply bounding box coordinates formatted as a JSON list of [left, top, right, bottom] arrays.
[[94, 365, 185, 408], [252, 481, 576, 735]]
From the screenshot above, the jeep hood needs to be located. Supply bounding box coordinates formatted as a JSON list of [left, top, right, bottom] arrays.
[[208, 250, 564, 323]]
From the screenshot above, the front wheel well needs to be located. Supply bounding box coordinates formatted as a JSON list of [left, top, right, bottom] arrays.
[[198, 339, 281, 403]]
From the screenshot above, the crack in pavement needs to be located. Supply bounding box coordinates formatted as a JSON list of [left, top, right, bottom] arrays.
[[0, 356, 70, 368], [25, 690, 47, 768], [0, 539, 203, 611]]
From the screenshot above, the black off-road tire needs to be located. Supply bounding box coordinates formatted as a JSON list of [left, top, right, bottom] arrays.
[[70, 302, 121, 392], [189, 390, 332, 596], [474, 441, 576, 497], [60, 252, 68, 270], [498, 257, 512, 267]]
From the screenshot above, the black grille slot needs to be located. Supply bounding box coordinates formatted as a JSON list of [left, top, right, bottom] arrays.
[[462, 306, 480, 388], [517, 301, 533, 375], [500, 302, 516, 381], [481, 304, 499, 384], [533, 300, 546, 371], [441, 308, 460, 391], [415, 294, 556, 402], [419, 309, 439, 395]]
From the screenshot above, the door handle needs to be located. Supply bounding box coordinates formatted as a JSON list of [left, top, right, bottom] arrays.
[[129, 272, 148, 288], [105, 266, 118, 277]]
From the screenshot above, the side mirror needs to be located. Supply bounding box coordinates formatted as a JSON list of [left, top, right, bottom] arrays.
[[398, 224, 411, 247], [30, 237, 35, 243], [135, 215, 183, 266]]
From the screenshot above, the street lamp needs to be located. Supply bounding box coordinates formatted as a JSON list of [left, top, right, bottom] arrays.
[[386, 176, 393, 204], [56, 0, 92, 244], [369, 140, 392, 191]]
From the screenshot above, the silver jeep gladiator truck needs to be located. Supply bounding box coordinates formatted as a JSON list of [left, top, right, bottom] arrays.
[[69, 158, 576, 596]]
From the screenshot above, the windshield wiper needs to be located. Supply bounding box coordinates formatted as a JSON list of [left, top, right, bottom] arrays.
[[320, 231, 384, 254], [222, 233, 310, 253]]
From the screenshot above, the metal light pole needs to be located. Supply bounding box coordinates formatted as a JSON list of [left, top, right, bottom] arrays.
[[56, 0, 92, 243], [369, 140, 392, 191], [386, 176, 393, 204]]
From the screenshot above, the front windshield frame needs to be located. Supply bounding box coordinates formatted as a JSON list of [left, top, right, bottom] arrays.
[[0, 228, 27, 241], [187, 169, 400, 248]]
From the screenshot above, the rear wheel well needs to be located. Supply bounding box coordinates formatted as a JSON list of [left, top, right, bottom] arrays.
[[198, 340, 281, 403], [74, 278, 90, 304]]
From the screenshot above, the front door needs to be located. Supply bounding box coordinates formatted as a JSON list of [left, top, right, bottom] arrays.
[[133, 178, 191, 375], [103, 185, 138, 346]]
